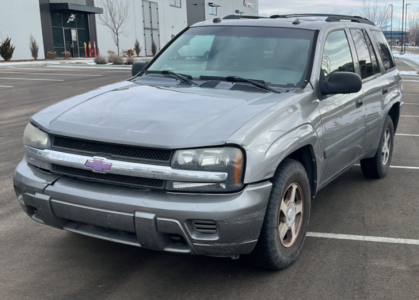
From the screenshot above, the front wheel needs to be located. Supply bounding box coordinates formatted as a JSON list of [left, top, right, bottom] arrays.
[[248, 158, 311, 270], [361, 115, 394, 179]]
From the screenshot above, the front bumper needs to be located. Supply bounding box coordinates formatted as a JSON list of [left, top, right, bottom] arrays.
[[13, 159, 272, 256]]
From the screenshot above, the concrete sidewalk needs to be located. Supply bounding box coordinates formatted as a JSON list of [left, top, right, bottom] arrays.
[[0, 57, 153, 69]]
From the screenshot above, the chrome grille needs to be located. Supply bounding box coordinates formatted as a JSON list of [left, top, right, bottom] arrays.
[[52, 136, 172, 164], [52, 164, 164, 189]]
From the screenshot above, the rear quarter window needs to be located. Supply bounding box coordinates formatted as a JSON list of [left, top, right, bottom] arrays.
[[370, 31, 395, 71]]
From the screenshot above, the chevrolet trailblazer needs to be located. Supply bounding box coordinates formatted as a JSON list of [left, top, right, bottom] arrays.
[[14, 14, 402, 270]]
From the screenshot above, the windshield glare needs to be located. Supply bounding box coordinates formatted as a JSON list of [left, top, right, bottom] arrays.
[[147, 26, 315, 87]]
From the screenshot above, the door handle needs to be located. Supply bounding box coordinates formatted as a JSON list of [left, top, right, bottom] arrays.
[[356, 98, 363, 108], [382, 87, 388, 95]]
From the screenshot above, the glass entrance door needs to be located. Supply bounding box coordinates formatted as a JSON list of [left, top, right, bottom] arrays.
[[51, 12, 89, 57], [64, 28, 79, 57]]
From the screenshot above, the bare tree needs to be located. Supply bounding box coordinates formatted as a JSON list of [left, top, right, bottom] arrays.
[[360, 0, 391, 30], [97, 0, 130, 55]]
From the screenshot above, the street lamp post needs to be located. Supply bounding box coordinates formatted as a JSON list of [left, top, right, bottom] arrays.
[[401, 0, 405, 54], [390, 4, 393, 50], [406, 3, 411, 51]]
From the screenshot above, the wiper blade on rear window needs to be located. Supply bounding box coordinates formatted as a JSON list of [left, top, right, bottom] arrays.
[[199, 75, 280, 93], [146, 70, 198, 85]]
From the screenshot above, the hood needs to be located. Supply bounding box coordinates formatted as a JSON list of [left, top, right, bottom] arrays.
[[32, 81, 295, 149]]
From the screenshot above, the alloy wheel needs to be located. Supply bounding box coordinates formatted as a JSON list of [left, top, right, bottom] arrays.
[[278, 183, 304, 248], [382, 128, 391, 165]]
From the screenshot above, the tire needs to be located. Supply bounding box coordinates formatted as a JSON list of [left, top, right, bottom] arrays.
[[248, 158, 311, 270], [360, 115, 394, 179]]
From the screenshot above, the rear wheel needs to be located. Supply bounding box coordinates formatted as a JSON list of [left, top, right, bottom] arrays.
[[361, 115, 394, 179], [248, 158, 311, 270]]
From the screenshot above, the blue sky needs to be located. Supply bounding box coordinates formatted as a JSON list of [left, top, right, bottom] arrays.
[[258, 0, 418, 30]]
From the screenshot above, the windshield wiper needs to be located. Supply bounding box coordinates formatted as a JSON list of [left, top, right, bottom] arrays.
[[199, 75, 280, 93], [146, 70, 198, 85]]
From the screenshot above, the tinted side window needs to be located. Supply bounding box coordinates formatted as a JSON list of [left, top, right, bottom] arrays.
[[350, 29, 379, 79], [371, 30, 395, 70], [364, 31, 380, 74], [322, 30, 355, 79]]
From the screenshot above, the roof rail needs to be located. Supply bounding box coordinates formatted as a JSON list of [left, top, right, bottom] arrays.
[[223, 15, 267, 20], [270, 14, 375, 26]]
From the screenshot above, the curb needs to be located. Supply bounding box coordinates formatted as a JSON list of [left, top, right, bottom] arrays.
[[46, 63, 131, 70], [0, 58, 152, 70], [0, 62, 132, 70], [0, 62, 47, 69]]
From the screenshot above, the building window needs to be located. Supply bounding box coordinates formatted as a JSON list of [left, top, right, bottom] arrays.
[[209, 6, 217, 15], [170, 0, 181, 8]]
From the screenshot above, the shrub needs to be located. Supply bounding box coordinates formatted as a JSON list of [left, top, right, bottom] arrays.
[[123, 48, 135, 57], [126, 56, 134, 65], [94, 55, 107, 64], [108, 54, 123, 65], [47, 51, 56, 59], [0, 37, 16, 61], [151, 40, 157, 56], [134, 39, 141, 57], [29, 35, 39, 60], [61, 51, 71, 59]]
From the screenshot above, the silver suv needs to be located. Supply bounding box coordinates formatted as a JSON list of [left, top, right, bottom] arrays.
[[14, 14, 402, 270]]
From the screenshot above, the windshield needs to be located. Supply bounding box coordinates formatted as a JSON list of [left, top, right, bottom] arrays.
[[147, 26, 315, 87]]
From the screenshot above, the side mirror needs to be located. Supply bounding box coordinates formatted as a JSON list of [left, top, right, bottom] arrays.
[[132, 61, 148, 76], [319, 72, 362, 97]]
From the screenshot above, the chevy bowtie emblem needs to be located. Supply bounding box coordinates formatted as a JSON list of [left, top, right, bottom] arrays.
[[85, 158, 112, 172]]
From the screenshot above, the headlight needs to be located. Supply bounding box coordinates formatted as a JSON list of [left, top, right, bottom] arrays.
[[167, 147, 244, 193], [23, 123, 50, 149]]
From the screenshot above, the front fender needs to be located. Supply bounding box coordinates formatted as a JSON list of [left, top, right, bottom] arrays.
[[243, 124, 322, 184]]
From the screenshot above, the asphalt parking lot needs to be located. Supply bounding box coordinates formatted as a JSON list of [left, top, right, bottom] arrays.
[[1, 62, 419, 300]]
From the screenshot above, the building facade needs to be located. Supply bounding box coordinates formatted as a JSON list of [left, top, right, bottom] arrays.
[[382, 31, 409, 46], [0, 0, 259, 60], [97, 0, 259, 57]]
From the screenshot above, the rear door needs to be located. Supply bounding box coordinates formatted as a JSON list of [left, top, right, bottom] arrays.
[[366, 30, 401, 150], [349, 28, 388, 154], [317, 29, 366, 185]]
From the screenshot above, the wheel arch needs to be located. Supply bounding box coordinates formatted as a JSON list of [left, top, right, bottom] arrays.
[[388, 102, 400, 131], [286, 145, 318, 198]]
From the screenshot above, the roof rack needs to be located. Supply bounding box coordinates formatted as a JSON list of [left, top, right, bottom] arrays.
[[223, 15, 267, 20], [269, 14, 375, 26]]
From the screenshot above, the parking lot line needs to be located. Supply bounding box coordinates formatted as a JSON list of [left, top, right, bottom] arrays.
[[400, 115, 419, 117], [396, 133, 419, 137], [400, 59, 419, 71], [0, 71, 102, 77], [402, 80, 419, 82], [0, 77, 64, 82], [0, 85, 13, 88], [307, 232, 419, 245], [389, 165, 419, 170], [354, 164, 419, 170]]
